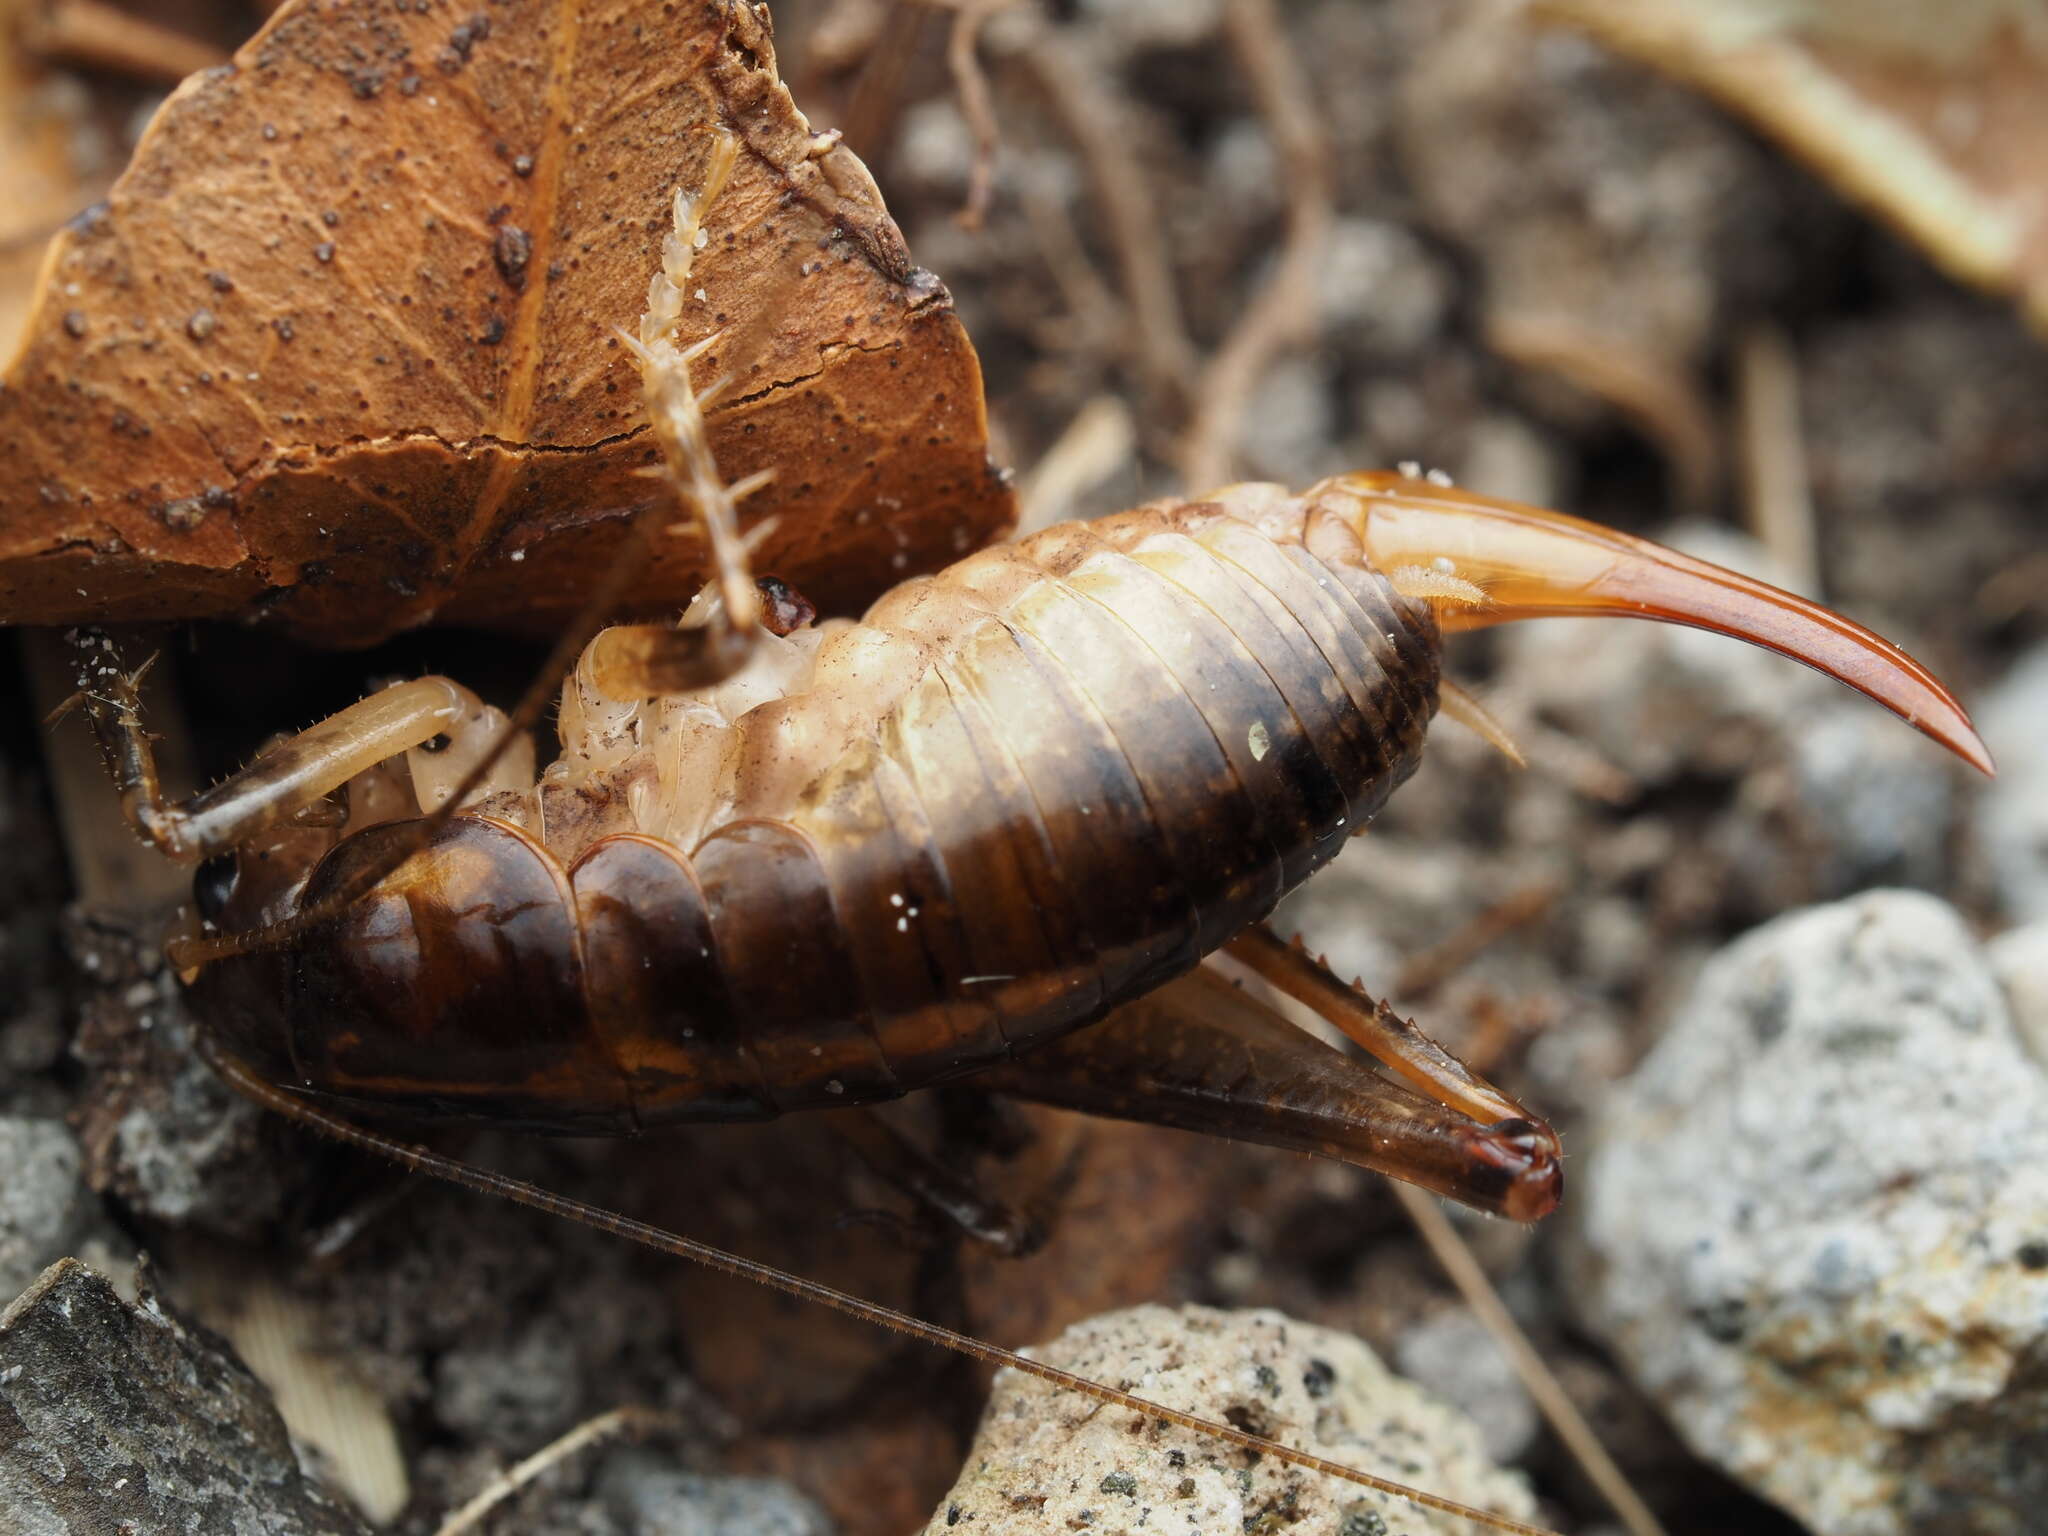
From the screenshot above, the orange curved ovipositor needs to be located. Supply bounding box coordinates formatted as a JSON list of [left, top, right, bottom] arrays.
[[1331, 471, 1993, 776]]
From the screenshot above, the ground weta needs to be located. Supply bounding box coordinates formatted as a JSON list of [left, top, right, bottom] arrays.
[[66, 133, 1992, 1534]]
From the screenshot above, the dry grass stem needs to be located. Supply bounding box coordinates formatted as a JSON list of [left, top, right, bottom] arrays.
[[1735, 323, 1820, 596], [1178, 0, 1334, 493], [26, 0, 227, 83], [1005, 15, 1197, 409], [432, 1406, 676, 1536], [921, 0, 1015, 229], [1486, 311, 1720, 512], [1016, 394, 1136, 534], [1394, 1183, 1671, 1536], [1394, 882, 1559, 1003]]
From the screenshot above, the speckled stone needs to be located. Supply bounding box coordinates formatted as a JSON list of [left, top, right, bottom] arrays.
[[1568, 890, 2048, 1536], [0, 1118, 92, 1301], [921, 1303, 1534, 1535], [597, 1450, 834, 1535], [1975, 640, 2048, 923], [0, 1258, 370, 1535]]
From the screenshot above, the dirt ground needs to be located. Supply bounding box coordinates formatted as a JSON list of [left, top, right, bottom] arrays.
[[2, 2, 2044, 1534]]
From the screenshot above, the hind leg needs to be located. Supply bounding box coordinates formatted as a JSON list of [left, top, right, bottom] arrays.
[[978, 947, 1561, 1221]]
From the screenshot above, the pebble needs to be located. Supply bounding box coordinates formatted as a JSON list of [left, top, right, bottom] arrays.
[[1393, 1306, 1539, 1464], [597, 1449, 834, 1536], [1973, 639, 2048, 922], [1319, 217, 1453, 358], [920, 1303, 1535, 1534], [1567, 890, 2048, 1535], [432, 1317, 585, 1451], [1791, 697, 1955, 894], [0, 1258, 371, 1535], [1073, 0, 1226, 51], [1986, 919, 2048, 1068], [0, 1117, 93, 1302]]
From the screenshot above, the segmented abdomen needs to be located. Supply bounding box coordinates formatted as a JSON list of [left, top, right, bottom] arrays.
[[208, 495, 1440, 1130]]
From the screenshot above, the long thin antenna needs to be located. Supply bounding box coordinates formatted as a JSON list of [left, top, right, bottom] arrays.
[[203, 1044, 1558, 1536]]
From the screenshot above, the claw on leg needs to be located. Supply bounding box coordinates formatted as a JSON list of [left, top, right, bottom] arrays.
[[1326, 472, 1993, 775], [1226, 926, 1562, 1222], [983, 948, 1562, 1223]]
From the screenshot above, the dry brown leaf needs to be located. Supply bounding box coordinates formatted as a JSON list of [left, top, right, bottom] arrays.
[[0, 0, 1012, 644], [1536, 0, 2048, 340]]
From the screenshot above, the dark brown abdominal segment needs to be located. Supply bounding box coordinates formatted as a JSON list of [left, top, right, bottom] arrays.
[[691, 818, 900, 1113], [287, 817, 628, 1131], [938, 611, 1202, 1003], [569, 834, 775, 1125]]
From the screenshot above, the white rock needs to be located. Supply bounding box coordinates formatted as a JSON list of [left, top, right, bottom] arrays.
[[1986, 919, 2048, 1068], [1393, 1307, 1540, 1464], [1569, 890, 2048, 1536], [1791, 698, 1955, 893], [921, 1303, 1534, 1535], [598, 1450, 832, 1536], [1074, 0, 1225, 51], [1319, 218, 1453, 357], [0, 1117, 91, 1301], [1973, 640, 2048, 922], [896, 100, 974, 194]]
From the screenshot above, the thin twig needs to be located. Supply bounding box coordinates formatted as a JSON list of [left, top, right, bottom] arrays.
[[1394, 882, 1559, 1003], [1002, 14, 1197, 409], [433, 1406, 675, 1536], [1735, 323, 1820, 596], [26, 0, 228, 83], [1017, 166, 1125, 348], [923, 0, 1015, 229], [1016, 394, 1136, 534], [1977, 549, 2048, 622], [1178, 0, 1334, 493], [1523, 720, 1637, 806], [1485, 311, 1720, 513], [836, 0, 926, 162], [1393, 1184, 1671, 1536]]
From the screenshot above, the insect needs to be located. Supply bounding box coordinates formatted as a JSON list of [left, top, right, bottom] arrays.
[[63, 133, 1991, 1536]]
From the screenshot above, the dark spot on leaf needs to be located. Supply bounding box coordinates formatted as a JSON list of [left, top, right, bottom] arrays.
[[493, 226, 532, 292]]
